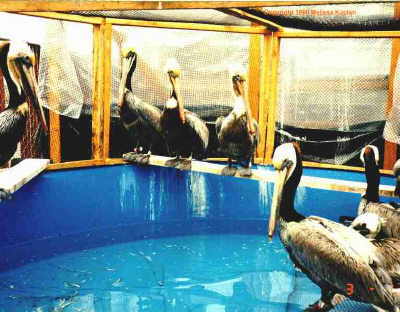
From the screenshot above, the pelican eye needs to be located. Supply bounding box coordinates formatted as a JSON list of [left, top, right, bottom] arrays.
[[281, 159, 293, 170], [16, 55, 32, 67]]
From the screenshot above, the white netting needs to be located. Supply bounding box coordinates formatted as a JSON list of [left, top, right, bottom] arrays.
[[279, 38, 391, 130], [0, 13, 93, 119], [75, 9, 250, 26], [384, 56, 400, 144], [111, 26, 251, 120], [277, 38, 391, 165]]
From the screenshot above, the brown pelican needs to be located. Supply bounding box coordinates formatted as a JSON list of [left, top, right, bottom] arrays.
[[0, 40, 47, 201], [160, 59, 209, 170], [215, 72, 259, 177], [351, 213, 400, 292], [357, 145, 400, 238], [118, 48, 167, 165], [269, 142, 400, 312]]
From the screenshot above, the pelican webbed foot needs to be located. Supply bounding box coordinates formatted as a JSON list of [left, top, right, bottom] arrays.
[[238, 167, 252, 177], [221, 159, 237, 176], [165, 156, 181, 168], [221, 166, 238, 176], [0, 188, 11, 203], [238, 160, 253, 177], [176, 157, 192, 171], [137, 153, 151, 165], [304, 289, 339, 312], [123, 151, 144, 164], [304, 300, 333, 312]]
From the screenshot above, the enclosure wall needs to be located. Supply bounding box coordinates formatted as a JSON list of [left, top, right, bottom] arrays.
[[1, 164, 396, 271]]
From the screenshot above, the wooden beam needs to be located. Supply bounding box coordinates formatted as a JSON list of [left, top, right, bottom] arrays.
[[279, 30, 400, 38], [103, 153, 397, 198], [2, 1, 396, 12], [106, 17, 266, 34], [47, 159, 106, 170], [383, 2, 400, 170], [49, 112, 61, 163], [42, 25, 62, 164], [102, 23, 113, 159], [303, 160, 392, 176], [218, 8, 283, 31], [16, 11, 104, 24], [264, 32, 280, 164], [248, 29, 262, 159], [0, 159, 49, 193], [91, 21, 105, 160]]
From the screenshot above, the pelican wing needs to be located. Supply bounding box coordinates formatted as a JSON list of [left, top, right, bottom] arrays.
[[215, 116, 224, 137], [184, 110, 209, 150], [372, 238, 400, 280], [124, 92, 162, 133], [283, 217, 396, 308]]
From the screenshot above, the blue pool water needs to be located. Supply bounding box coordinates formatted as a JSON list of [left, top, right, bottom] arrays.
[[0, 164, 396, 311], [0, 234, 375, 312]]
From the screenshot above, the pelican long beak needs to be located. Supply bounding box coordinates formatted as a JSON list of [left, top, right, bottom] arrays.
[[393, 159, 400, 197], [18, 61, 48, 134], [118, 51, 137, 107], [233, 77, 255, 135], [168, 71, 185, 123], [268, 166, 289, 237]]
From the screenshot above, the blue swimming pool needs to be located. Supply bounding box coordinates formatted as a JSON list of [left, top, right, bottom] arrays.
[[0, 164, 396, 311]]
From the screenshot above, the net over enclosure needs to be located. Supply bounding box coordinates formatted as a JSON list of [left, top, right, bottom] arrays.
[[110, 25, 253, 158], [237, 2, 399, 166], [276, 38, 391, 165], [0, 13, 93, 163]]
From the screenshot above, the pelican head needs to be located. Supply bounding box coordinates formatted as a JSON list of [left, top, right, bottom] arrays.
[[118, 47, 137, 107], [229, 66, 255, 135], [228, 64, 246, 95], [350, 213, 384, 239], [360, 145, 379, 166], [0, 40, 47, 133], [269, 142, 301, 237], [165, 58, 181, 79], [164, 58, 185, 123], [394, 159, 400, 197]]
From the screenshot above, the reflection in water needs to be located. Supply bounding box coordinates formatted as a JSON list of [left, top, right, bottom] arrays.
[[187, 171, 208, 218], [0, 235, 374, 312]]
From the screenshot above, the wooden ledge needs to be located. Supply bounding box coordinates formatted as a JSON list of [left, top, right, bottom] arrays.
[[121, 154, 397, 198], [0, 159, 49, 194], [46, 155, 397, 198]]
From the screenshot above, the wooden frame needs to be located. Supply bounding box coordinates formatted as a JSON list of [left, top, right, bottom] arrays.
[[1, 1, 395, 12], [7, 7, 400, 179]]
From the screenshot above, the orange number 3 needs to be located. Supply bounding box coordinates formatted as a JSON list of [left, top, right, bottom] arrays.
[[346, 283, 354, 296]]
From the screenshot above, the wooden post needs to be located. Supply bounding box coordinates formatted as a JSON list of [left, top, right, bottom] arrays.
[[91, 21, 105, 159], [248, 28, 262, 160], [49, 112, 61, 163], [41, 28, 62, 163], [264, 32, 280, 164], [102, 22, 112, 159], [383, 3, 400, 170]]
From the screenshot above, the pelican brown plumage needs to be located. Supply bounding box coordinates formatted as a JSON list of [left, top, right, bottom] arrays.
[[118, 48, 167, 165], [215, 71, 259, 177], [0, 40, 48, 202], [160, 58, 209, 170], [269, 142, 400, 312], [351, 213, 400, 293], [356, 145, 400, 239]]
